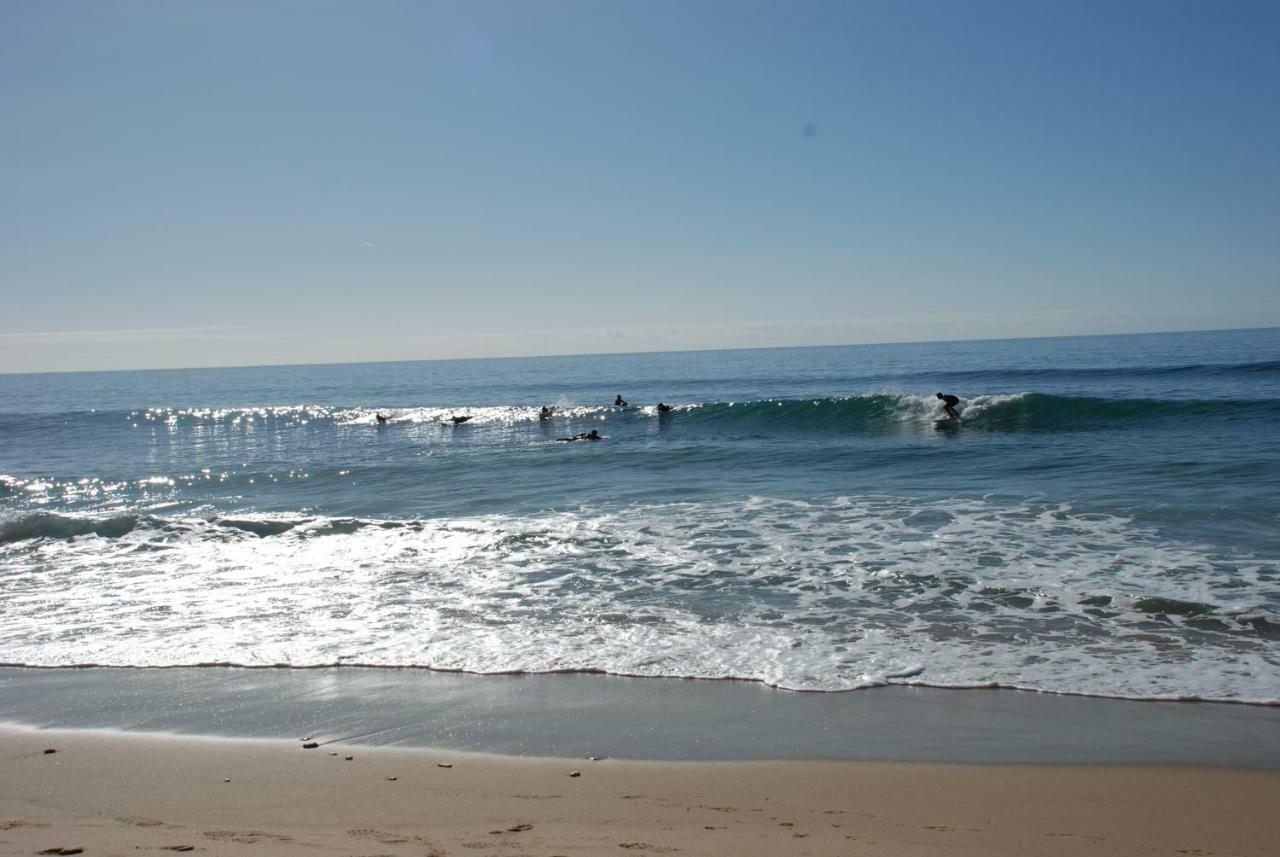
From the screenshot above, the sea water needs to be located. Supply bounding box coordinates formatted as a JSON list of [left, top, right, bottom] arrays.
[[1, 329, 1277, 703]]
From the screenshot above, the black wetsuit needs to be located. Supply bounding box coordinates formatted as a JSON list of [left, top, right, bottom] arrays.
[[940, 395, 959, 410], [558, 431, 602, 442]]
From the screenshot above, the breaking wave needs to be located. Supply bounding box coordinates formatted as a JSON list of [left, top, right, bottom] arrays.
[[2, 498, 1277, 703]]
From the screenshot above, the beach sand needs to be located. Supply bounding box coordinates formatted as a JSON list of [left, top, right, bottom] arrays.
[[3, 724, 1277, 857]]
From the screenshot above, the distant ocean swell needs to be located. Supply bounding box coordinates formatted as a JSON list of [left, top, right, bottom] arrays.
[[920, 358, 1280, 383], [2, 497, 1276, 703], [8, 392, 1277, 437]]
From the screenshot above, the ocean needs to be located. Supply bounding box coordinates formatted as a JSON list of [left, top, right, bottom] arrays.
[[1, 328, 1278, 705]]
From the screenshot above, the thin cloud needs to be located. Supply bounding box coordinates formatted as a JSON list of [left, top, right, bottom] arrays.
[[0, 327, 300, 342], [0, 326, 231, 340]]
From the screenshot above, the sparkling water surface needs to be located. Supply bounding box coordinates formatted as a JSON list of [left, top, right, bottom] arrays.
[[2, 329, 1278, 702]]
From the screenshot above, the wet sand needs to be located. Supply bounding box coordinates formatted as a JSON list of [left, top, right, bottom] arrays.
[[3, 666, 1279, 765], [4, 724, 1279, 857]]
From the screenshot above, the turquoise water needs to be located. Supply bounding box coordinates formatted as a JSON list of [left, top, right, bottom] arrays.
[[1, 328, 1278, 701]]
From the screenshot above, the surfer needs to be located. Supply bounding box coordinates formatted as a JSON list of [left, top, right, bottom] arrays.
[[614, 395, 628, 407], [540, 406, 554, 419], [936, 392, 961, 420], [558, 429, 603, 442], [656, 402, 673, 413], [449, 415, 473, 425], [375, 412, 388, 424]]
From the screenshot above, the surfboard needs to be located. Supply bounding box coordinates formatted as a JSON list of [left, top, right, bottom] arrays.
[[933, 417, 961, 429]]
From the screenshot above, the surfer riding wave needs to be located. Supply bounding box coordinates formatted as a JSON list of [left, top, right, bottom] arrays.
[[936, 392, 961, 420]]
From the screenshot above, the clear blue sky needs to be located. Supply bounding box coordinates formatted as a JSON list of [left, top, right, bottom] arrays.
[[3, 0, 1278, 372]]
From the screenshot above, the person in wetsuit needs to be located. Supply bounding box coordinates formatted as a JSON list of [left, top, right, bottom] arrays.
[[936, 392, 960, 419], [558, 429, 602, 442], [656, 402, 673, 413], [614, 395, 628, 407]]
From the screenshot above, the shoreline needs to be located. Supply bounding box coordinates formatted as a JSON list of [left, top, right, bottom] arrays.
[[7, 661, 1279, 708], [3, 724, 1278, 857], [3, 666, 1279, 767]]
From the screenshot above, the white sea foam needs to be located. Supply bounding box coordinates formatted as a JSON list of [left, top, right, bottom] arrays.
[[1, 496, 1276, 702], [954, 391, 1030, 417], [130, 403, 617, 428]]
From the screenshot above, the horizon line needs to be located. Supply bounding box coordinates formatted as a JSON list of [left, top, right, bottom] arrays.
[[1, 324, 1276, 378]]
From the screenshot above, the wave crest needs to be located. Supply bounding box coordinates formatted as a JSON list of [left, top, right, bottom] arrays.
[[0, 512, 140, 544]]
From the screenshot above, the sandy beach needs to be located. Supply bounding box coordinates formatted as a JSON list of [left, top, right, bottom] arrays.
[[3, 724, 1278, 857]]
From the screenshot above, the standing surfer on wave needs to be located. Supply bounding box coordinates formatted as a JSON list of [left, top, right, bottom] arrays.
[[936, 392, 961, 419]]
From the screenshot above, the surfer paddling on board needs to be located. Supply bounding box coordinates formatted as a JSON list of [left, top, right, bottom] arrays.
[[558, 429, 603, 442], [936, 392, 961, 420]]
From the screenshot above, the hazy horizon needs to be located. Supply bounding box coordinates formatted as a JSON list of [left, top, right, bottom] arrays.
[[1, 323, 1274, 378]]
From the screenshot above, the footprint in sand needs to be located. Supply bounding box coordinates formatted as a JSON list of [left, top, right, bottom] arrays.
[[203, 830, 292, 844], [348, 829, 445, 855], [1044, 832, 1107, 841], [116, 816, 169, 828], [347, 829, 411, 844]]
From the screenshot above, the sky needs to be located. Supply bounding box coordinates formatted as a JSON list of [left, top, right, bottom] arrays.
[[3, 0, 1279, 372]]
